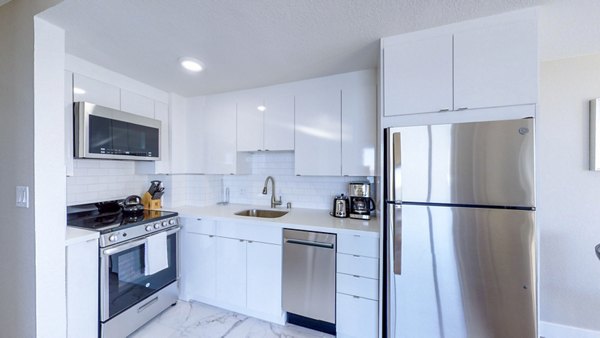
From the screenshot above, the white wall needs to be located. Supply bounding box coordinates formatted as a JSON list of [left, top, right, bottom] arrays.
[[0, 0, 62, 337], [538, 53, 600, 336]]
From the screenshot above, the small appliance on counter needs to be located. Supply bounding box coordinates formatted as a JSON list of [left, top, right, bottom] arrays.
[[331, 194, 349, 218], [348, 182, 375, 220], [142, 180, 164, 210]]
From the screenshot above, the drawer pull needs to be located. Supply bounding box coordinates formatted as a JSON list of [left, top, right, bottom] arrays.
[[353, 295, 360, 299], [209, 235, 214, 238], [353, 254, 360, 257], [353, 275, 360, 278], [197, 218, 202, 221]]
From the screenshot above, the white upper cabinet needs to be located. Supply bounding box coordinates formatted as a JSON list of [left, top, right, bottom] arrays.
[[383, 34, 453, 116], [295, 85, 341, 176], [236, 92, 295, 152], [263, 94, 295, 151], [453, 19, 537, 110], [73, 73, 120, 110], [382, 10, 537, 116], [237, 96, 264, 152], [342, 82, 376, 176], [203, 95, 250, 175], [120, 90, 155, 118]]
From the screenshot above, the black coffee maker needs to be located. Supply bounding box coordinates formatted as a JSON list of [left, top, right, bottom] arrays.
[[348, 182, 375, 220]]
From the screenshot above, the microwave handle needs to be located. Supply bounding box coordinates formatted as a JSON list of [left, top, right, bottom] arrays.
[[102, 226, 181, 256]]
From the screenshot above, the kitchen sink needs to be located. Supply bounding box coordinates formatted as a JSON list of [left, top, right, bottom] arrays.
[[234, 209, 288, 218]]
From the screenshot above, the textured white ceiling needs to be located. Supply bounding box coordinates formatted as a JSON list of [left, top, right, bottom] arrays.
[[41, 0, 547, 96]]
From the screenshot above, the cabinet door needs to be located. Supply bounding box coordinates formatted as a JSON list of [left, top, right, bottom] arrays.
[[453, 19, 537, 110], [383, 34, 453, 116], [66, 238, 98, 338], [264, 94, 295, 151], [203, 96, 238, 174], [120, 90, 155, 118], [295, 86, 341, 176], [342, 83, 376, 176], [181, 232, 217, 301], [336, 293, 378, 338], [247, 241, 282, 317], [73, 73, 120, 110], [154, 101, 170, 173], [237, 96, 264, 151], [216, 237, 247, 308]]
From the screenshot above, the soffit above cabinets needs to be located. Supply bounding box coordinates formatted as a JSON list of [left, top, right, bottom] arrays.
[[38, 0, 542, 97]]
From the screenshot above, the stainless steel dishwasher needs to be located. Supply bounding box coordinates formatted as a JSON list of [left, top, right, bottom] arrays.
[[282, 229, 336, 335]]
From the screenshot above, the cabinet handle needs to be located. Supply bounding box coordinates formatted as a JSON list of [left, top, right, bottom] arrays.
[[239, 239, 244, 242], [438, 108, 450, 112], [353, 296, 360, 299], [209, 235, 214, 238], [257, 149, 263, 152], [265, 149, 269, 151], [296, 174, 301, 176], [230, 173, 235, 175], [248, 240, 253, 243], [197, 218, 202, 221], [456, 107, 468, 111], [353, 275, 360, 278], [353, 255, 360, 257]]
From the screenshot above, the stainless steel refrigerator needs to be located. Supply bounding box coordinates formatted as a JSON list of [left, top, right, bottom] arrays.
[[383, 118, 536, 338]]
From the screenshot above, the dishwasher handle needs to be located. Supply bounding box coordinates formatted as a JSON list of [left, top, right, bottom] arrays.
[[285, 238, 335, 249]]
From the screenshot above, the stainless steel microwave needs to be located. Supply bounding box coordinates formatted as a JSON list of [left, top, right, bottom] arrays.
[[74, 101, 161, 161]]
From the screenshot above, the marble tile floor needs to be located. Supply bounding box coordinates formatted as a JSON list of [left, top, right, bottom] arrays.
[[129, 300, 335, 338]]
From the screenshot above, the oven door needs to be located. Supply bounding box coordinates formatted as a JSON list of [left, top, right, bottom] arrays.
[[100, 227, 180, 322]]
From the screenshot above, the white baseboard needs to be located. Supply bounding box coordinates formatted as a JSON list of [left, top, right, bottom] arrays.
[[540, 321, 600, 338]]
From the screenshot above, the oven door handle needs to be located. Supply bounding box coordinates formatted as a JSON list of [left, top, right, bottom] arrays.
[[102, 226, 181, 256]]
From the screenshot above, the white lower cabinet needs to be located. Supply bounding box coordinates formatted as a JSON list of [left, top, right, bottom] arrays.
[[246, 241, 282, 317], [336, 233, 380, 338], [66, 237, 98, 338], [182, 218, 283, 323], [336, 293, 379, 338], [216, 237, 247, 308]]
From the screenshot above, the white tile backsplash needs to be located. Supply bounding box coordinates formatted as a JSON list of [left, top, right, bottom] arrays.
[[67, 159, 150, 205], [67, 152, 372, 210]]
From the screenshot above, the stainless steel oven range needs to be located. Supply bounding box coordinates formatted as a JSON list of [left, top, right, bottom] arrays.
[[68, 200, 180, 338]]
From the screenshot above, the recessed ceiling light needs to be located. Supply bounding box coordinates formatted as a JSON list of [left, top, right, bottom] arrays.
[[179, 57, 204, 72], [73, 87, 86, 95], [257, 105, 267, 112]]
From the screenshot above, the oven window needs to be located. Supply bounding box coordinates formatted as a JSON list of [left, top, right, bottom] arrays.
[[107, 233, 177, 318]]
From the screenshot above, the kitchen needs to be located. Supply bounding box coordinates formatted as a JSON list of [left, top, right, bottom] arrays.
[[2, 1, 600, 338]]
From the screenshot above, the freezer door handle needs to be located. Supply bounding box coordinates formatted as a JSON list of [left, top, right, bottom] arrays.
[[385, 128, 402, 202]]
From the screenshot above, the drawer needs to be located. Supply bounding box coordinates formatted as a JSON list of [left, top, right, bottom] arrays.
[[182, 217, 216, 235], [216, 220, 281, 245], [337, 253, 379, 279], [336, 293, 378, 338], [337, 232, 379, 258], [337, 273, 378, 300]]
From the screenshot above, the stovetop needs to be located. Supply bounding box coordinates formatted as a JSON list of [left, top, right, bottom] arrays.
[[68, 209, 177, 233]]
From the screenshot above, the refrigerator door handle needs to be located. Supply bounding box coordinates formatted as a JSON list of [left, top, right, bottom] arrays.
[[385, 129, 401, 202], [386, 203, 400, 338], [391, 205, 401, 275]]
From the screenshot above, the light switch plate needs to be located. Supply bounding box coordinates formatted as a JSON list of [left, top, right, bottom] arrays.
[[16, 186, 29, 208]]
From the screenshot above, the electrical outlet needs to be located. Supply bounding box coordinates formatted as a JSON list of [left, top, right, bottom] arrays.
[[16, 186, 29, 208]]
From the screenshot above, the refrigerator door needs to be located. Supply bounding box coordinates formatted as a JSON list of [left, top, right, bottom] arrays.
[[391, 204, 536, 338], [387, 119, 535, 207]]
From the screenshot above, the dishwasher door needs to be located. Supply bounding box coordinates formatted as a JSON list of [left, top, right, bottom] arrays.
[[282, 229, 336, 324]]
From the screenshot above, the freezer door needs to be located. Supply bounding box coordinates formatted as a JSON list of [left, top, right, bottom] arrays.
[[392, 205, 536, 338], [388, 118, 535, 207]]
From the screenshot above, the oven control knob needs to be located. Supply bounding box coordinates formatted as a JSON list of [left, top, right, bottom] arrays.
[[145, 225, 153, 232], [169, 219, 177, 226], [109, 235, 118, 242], [162, 221, 168, 227], [154, 223, 160, 229]]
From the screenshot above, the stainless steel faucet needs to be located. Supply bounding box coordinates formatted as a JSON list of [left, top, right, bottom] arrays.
[[262, 176, 282, 208]]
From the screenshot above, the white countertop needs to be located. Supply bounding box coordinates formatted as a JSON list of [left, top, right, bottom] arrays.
[[170, 204, 380, 237], [65, 226, 99, 246]]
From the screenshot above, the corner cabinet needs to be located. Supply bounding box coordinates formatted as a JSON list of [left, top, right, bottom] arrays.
[[383, 12, 537, 116]]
